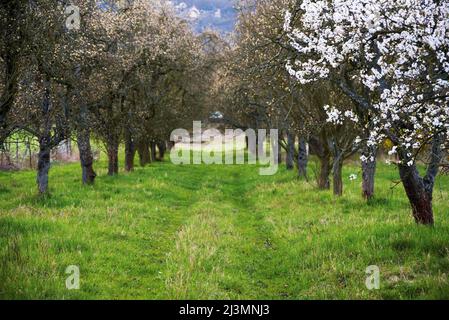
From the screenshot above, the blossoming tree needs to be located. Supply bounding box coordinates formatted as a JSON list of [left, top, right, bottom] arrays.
[[284, 0, 449, 224]]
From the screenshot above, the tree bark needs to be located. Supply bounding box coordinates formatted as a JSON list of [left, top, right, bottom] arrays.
[[286, 132, 295, 170], [36, 75, 54, 194], [157, 141, 166, 161], [124, 131, 136, 172], [107, 138, 119, 176], [277, 140, 282, 165], [332, 155, 343, 196], [317, 156, 331, 189], [37, 137, 51, 194], [398, 163, 434, 225], [362, 145, 377, 200], [150, 141, 157, 162], [309, 135, 329, 187], [297, 137, 308, 179], [397, 135, 443, 225], [137, 141, 151, 166], [77, 129, 96, 184], [76, 96, 96, 184]]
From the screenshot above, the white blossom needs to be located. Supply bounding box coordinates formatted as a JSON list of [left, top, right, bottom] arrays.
[[284, 0, 449, 166]]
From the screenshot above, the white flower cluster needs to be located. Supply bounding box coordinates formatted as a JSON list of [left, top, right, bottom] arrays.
[[324, 105, 359, 125], [360, 155, 375, 163], [285, 0, 449, 166]]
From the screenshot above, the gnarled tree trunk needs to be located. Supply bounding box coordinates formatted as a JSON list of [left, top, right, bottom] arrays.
[[77, 129, 96, 184], [36, 75, 56, 194], [398, 163, 434, 225], [75, 85, 96, 184], [397, 135, 443, 225]]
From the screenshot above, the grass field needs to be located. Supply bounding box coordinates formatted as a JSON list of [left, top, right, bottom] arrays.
[[1, 154, 449, 299]]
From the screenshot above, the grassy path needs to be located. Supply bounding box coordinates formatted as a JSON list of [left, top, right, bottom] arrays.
[[1, 158, 449, 299]]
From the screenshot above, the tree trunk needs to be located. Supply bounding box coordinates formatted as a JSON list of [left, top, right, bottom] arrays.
[[277, 140, 282, 165], [157, 141, 166, 161], [397, 135, 443, 225], [317, 152, 331, 190], [73, 63, 95, 184], [332, 156, 343, 196], [286, 132, 295, 170], [398, 163, 434, 225], [317, 158, 331, 189], [107, 139, 119, 176], [37, 137, 51, 194], [36, 75, 54, 194], [298, 137, 308, 179], [137, 141, 151, 166], [150, 141, 157, 162], [124, 131, 135, 172], [362, 145, 377, 200], [77, 129, 96, 184]]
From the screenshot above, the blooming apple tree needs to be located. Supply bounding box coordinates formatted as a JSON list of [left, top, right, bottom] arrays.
[[284, 0, 449, 224]]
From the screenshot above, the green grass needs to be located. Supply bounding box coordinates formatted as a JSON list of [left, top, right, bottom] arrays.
[[1, 153, 449, 300]]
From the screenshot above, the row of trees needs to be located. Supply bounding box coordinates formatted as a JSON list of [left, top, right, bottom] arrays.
[[215, 0, 373, 197], [1, 0, 447, 226], [1, 0, 215, 192], [214, 0, 448, 225], [284, 0, 449, 225]]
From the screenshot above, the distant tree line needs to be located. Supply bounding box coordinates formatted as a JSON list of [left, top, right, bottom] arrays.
[[0, 0, 217, 192]]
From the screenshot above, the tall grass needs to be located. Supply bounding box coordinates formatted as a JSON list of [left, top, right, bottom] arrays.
[[0, 155, 448, 299]]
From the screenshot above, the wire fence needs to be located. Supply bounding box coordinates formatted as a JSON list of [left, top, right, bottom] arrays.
[[0, 138, 78, 171]]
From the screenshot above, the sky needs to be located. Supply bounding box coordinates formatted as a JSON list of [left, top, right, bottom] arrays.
[[170, 0, 237, 34]]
